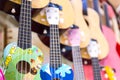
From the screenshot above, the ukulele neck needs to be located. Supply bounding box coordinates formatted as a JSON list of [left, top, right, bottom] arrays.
[[50, 25, 62, 69], [17, 0, 32, 49], [91, 58, 101, 80], [72, 46, 85, 80]]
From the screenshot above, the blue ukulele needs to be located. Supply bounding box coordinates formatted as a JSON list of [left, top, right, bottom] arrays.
[[40, 3, 74, 80]]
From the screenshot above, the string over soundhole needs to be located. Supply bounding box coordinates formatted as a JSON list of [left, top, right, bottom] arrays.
[[16, 60, 30, 74]]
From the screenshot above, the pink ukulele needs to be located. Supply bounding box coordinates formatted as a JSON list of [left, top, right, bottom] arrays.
[[0, 68, 5, 80]]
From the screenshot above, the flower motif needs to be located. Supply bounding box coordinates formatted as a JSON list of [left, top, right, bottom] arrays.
[[55, 64, 71, 77]]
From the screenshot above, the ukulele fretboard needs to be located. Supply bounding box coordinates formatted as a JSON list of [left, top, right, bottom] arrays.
[[17, 0, 32, 49], [91, 58, 101, 80], [50, 25, 62, 69], [72, 46, 85, 80]]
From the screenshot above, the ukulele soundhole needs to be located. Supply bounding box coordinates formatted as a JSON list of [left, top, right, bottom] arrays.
[[16, 60, 30, 74], [53, 78, 60, 80]]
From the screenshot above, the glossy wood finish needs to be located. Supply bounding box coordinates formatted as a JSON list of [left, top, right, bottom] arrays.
[[60, 0, 90, 48], [32, 0, 75, 29], [82, 8, 109, 59], [10, 0, 49, 8]]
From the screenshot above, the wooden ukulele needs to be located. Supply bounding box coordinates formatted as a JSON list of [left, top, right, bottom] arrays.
[[81, 0, 109, 59], [81, 8, 109, 59], [92, 1, 120, 79], [100, 25, 120, 80], [68, 27, 86, 80], [87, 39, 102, 80], [32, 0, 75, 29], [10, 0, 49, 8], [40, 3, 74, 80], [3, 0, 43, 80], [60, 0, 90, 48]]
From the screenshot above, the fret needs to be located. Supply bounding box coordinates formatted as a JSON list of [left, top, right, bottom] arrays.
[[72, 46, 85, 80], [17, 0, 32, 49], [18, 39, 31, 43], [91, 58, 101, 80], [18, 32, 31, 36]]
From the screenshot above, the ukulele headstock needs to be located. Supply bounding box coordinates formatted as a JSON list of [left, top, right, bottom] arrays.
[[45, 3, 60, 25], [87, 39, 100, 58], [68, 27, 81, 46]]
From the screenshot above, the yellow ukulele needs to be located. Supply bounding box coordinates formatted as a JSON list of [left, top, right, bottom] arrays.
[[81, 7, 109, 59], [60, 0, 90, 48], [32, 0, 75, 29], [10, 0, 49, 8]]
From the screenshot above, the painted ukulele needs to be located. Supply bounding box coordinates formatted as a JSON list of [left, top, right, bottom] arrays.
[[3, 0, 43, 80], [68, 27, 86, 80], [40, 3, 74, 80]]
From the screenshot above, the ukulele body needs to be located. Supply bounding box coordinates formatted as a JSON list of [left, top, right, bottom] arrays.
[[10, 0, 49, 8], [40, 63, 74, 80], [3, 42, 43, 80]]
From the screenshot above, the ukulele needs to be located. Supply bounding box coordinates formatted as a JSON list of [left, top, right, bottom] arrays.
[[101, 1, 120, 57], [40, 3, 74, 80], [10, 0, 49, 8], [68, 27, 86, 80], [81, 8, 109, 59], [81, 0, 109, 59], [87, 39, 102, 80], [32, 0, 75, 29], [92, 1, 120, 79], [60, 0, 90, 48], [100, 25, 120, 80], [3, 0, 43, 80], [107, 3, 120, 44]]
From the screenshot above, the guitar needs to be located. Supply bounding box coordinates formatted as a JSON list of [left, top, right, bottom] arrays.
[[32, 0, 75, 29], [68, 27, 86, 80], [3, 0, 43, 80], [40, 3, 74, 80], [60, 0, 90, 48], [10, 0, 49, 8], [0, 67, 5, 80], [87, 39, 102, 80]]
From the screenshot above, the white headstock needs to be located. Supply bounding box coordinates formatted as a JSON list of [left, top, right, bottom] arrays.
[[87, 39, 100, 58], [45, 7, 59, 25], [68, 27, 81, 46]]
